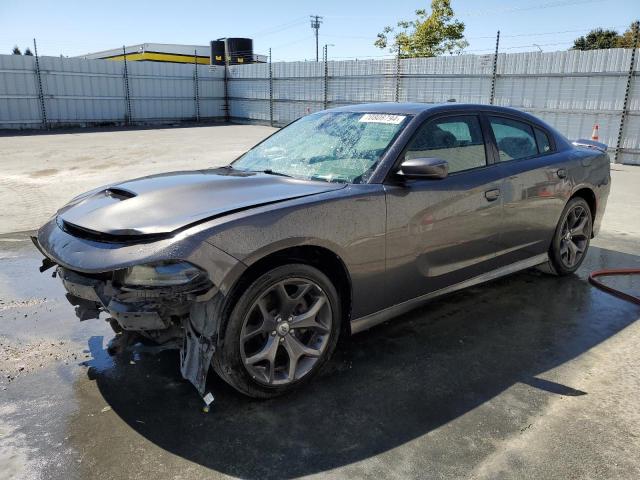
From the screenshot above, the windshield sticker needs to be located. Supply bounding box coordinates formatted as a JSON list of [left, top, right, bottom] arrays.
[[359, 113, 406, 124]]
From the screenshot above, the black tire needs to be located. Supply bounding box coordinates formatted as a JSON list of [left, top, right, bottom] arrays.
[[213, 264, 341, 398], [549, 197, 593, 275]]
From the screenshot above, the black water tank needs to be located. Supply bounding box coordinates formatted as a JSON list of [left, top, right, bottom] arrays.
[[226, 38, 253, 64], [210, 40, 225, 65]]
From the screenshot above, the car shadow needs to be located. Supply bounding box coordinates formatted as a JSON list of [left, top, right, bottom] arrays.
[[83, 245, 640, 479]]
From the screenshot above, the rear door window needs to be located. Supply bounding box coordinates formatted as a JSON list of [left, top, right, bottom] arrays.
[[489, 117, 538, 161], [405, 115, 487, 174]]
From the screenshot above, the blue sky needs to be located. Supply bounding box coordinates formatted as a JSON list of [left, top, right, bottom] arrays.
[[0, 0, 637, 60]]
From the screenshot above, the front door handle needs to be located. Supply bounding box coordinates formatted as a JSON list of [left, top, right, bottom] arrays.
[[485, 188, 500, 201], [557, 168, 567, 179]]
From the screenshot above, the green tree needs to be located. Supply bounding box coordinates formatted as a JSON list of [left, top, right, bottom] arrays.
[[24, 47, 34, 56], [572, 28, 620, 50], [375, 0, 468, 57], [12, 45, 21, 55], [616, 21, 639, 48]]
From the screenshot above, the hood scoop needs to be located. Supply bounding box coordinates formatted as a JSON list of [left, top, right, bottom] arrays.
[[104, 187, 136, 200]]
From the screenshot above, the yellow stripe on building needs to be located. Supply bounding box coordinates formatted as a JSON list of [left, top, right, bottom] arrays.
[[106, 52, 211, 64]]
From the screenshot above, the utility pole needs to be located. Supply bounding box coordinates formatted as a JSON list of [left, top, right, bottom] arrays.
[[310, 15, 323, 61]]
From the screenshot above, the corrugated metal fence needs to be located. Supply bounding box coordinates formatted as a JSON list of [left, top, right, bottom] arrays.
[[228, 48, 640, 165], [0, 54, 226, 128], [1, 49, 638, 164]]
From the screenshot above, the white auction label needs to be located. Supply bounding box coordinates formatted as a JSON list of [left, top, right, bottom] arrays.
[[359, 113, 406, 124]]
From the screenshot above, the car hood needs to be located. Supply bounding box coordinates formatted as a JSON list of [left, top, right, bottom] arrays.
[[57, 168, 345, 237]]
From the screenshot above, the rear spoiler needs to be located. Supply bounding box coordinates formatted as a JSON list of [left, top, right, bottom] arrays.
[[572, 139, 608, 153]]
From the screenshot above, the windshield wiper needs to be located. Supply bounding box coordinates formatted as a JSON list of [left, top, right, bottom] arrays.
[[257, 169, 293, 178]]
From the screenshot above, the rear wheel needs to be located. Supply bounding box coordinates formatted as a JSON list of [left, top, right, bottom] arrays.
[[214, 264, 341, 398], [549, 197, 593, 275]]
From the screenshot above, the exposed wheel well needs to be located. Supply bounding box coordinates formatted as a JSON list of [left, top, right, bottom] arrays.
[[570, 188, 596, 236], [223, 245, 353, 338]]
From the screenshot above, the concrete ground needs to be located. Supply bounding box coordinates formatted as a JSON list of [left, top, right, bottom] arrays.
[[1, 124, 640, 480], [0, 124, 276, 234]]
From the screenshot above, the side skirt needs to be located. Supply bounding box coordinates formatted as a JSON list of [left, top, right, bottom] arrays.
[[350, 253, 549, 335]]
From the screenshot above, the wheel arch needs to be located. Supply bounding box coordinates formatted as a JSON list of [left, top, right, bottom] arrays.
[[569, 186, 597, 237], [220, 243, 353, 342]]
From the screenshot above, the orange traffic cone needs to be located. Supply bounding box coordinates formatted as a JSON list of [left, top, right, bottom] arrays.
[[591, 124, 599, 141]]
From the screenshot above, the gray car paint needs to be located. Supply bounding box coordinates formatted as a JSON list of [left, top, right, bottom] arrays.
[[58, 170, 345, 236], [34, 102, 611, 397]]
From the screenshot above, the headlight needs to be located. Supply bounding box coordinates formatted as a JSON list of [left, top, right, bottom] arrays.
[[122, 261, 206, 287]]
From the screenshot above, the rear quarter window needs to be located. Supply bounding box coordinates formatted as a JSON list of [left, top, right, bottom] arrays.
[[534, 128, 552, 154]]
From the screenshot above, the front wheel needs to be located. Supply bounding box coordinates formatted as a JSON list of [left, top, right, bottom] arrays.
[[213, 264, 341, 398], [549, 197, 593, 275]]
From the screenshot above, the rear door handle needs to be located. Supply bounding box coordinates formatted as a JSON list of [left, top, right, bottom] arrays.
[[485, 188, 500, 201], [556, 168, 567, 179]]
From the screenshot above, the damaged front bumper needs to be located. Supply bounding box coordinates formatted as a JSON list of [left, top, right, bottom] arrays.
[[32, 216, 246, 402], [57, 263, 214, 333], [56, 263, 218, 399]]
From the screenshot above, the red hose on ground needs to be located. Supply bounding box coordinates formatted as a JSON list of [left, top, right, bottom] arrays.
[[588, 268, 640, 305]]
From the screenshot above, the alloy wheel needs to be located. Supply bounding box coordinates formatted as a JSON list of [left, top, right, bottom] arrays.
[[559, 204, 591, 268], [240, 278, 332, 386]]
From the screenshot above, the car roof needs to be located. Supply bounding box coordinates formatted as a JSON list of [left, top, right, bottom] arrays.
[[326, 102, 567, 145], [327, 102, 529, 117]]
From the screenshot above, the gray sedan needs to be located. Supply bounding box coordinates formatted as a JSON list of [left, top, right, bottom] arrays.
[[34, 103, 610, 400]]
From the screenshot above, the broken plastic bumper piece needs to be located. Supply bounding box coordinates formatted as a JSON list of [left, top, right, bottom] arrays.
[[56, 264, 215, 327]]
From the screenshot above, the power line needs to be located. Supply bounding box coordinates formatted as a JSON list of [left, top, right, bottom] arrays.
[[323, 0, 602, 20], [455, 0, 599, 17], [249, 17, 308, 38], [269, 35, 316, 53]]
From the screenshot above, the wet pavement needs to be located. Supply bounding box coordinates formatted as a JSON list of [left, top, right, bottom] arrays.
[[1, 229, 640, 479]]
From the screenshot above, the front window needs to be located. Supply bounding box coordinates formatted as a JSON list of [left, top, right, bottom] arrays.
[[405, 115, 487, 174], [232, 111, 411, 183]]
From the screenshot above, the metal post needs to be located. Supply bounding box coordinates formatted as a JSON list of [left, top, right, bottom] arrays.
[[489, 30, 500, 105], [122, 46, 132, 125], [33, 38, 48, 129], [223, 50, 230, 122], [269, 48, 274, 127], [614, 21, 639, 164], [395, 44, 401, 102], [193, 50, 200, 122], [323, 45, 328, 109]]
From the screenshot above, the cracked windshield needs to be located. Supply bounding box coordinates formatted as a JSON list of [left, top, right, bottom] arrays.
[[232, 111, 410, 183]]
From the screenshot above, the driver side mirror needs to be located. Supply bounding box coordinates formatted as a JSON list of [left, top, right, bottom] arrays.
[[398, 157, 449, 179]]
